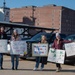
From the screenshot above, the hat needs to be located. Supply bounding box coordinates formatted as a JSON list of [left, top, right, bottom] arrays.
[[56, 33, 60, 37]]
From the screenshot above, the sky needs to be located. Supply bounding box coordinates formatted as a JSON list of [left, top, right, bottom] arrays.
[[0, 0, 75, 10]]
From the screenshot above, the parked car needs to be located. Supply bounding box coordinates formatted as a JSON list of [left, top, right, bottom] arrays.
[[26, 33, 75, 65], [65, 34, 75, 41], [64, 34, 75, 65], [25, 32, 66, 57]]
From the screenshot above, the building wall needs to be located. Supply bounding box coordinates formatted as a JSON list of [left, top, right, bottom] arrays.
[[61, 7, 75, 35], [34, 6, 61, 29], [10, 5, 75, 35], [10, 6, 35, 25]]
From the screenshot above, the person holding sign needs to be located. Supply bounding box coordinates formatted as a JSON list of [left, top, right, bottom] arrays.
[[52, 33, 71, 72], [11, 29, 21, 70], [0, 26, 7, 70], [33, 35, 48, 71]]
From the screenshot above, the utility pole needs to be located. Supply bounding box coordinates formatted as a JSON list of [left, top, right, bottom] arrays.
[[3, 0, 6, 8], [3, 0, 6, 21]]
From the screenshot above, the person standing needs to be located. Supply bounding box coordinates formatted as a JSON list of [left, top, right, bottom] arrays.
[[52, 33, 71, 72], [0, 26, 7, 70], [33, 35, 48, 71], [11, 29, 21, 70]]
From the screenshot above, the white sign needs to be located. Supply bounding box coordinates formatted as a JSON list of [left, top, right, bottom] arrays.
[[32, 44, 48, 57], [11, 41, 27, 55], [47, 48, 65, 64], [65, 42, 75, 57], [0, 40, 8, 53]]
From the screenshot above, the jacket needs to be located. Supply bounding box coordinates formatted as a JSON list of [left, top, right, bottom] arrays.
[[0, 32, 7, 39], [52, 38, 71, 49]]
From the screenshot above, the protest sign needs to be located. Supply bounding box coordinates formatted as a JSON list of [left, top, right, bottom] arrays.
[[47, 48, 65, 64], [11, 41, 27, 55], [0, 40, 8, 53], [65, 42, 75, 57], [32, 43, 48, 57]]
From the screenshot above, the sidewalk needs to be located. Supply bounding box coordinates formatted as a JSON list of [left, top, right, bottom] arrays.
[[0, 55, 75, 75]]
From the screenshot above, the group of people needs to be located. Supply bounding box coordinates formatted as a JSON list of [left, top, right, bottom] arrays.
[[0, 26, 20, 70], [33, 33, 71, 72], [0, 26, 71, 72]]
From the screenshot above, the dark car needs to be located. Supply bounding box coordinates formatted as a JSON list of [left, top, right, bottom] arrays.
[[65, 34, 75, 41], [25, 32, 66, 57], [64, 34, 75, 65]]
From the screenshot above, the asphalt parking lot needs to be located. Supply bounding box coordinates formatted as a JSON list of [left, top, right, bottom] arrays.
[[0, 55, 75, 75]]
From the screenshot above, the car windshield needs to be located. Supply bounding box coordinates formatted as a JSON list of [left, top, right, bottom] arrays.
[[31, 32, 52, 41]]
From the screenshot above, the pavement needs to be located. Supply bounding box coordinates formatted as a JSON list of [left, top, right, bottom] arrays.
[[0, 55, 75, 75]]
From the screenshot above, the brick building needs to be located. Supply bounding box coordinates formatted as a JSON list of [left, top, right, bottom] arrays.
[[10, 5, 75, 35]]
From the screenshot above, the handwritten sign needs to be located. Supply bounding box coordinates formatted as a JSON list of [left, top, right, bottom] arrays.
[[32, 44, 48, 57], [47, 48, 65, 64], [0, 40, 8, 53], [10, 41, 27, 55], [65, 42, 75, 57]]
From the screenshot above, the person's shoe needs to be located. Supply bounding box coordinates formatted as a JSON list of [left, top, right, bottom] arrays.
[[33, 67, 38, 71], [56, 68, 60, 72], [1, 67, 3, 69], [15, 68, 18, 70], [12, 67, 14, 70], [40, 67, 43, 71], [0, 67, 3, 70]]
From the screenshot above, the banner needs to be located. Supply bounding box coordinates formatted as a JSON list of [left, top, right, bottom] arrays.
[[0, 40, 8, 53], [32, 44, 48, 57], [11, 41, 27, 55], [47, 48, 65, 64], [65, 42, 75, 57]]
